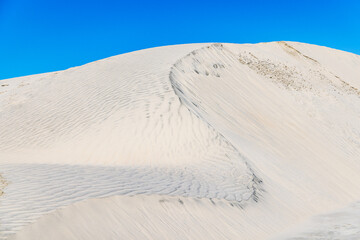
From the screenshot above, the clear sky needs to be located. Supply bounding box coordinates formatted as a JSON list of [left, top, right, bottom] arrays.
[[0, 0, 359, 80]]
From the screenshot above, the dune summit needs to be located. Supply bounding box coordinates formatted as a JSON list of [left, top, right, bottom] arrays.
[[0, 42, 360, 239]]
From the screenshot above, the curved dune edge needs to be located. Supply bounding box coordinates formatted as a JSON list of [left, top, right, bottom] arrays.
[[0, 43, 262, 238]]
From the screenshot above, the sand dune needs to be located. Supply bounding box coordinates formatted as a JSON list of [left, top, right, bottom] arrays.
[[1, 42, 360, 239]]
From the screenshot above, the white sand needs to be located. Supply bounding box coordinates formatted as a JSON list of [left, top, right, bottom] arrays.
[[1, 42, 360, 239]]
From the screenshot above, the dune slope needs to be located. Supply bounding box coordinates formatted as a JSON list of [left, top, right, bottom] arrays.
[[1, 42, 360, 239]]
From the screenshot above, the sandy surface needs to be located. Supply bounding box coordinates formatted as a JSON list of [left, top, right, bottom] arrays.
[[1, 42, 360, 239]]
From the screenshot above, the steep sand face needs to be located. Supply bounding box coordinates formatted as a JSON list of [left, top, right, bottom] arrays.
[[1, 42, 360, 239], [168, 42, 360, 239], [171, 42, 360, 208]]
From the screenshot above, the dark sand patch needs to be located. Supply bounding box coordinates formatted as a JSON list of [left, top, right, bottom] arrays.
[[0, 174, 8, 196]]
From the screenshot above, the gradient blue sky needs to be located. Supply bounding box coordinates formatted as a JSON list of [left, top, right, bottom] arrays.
[[0, 0, 359, 80]]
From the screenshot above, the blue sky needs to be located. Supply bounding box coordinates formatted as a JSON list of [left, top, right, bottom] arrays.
[[0, 0, 359, 80]]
